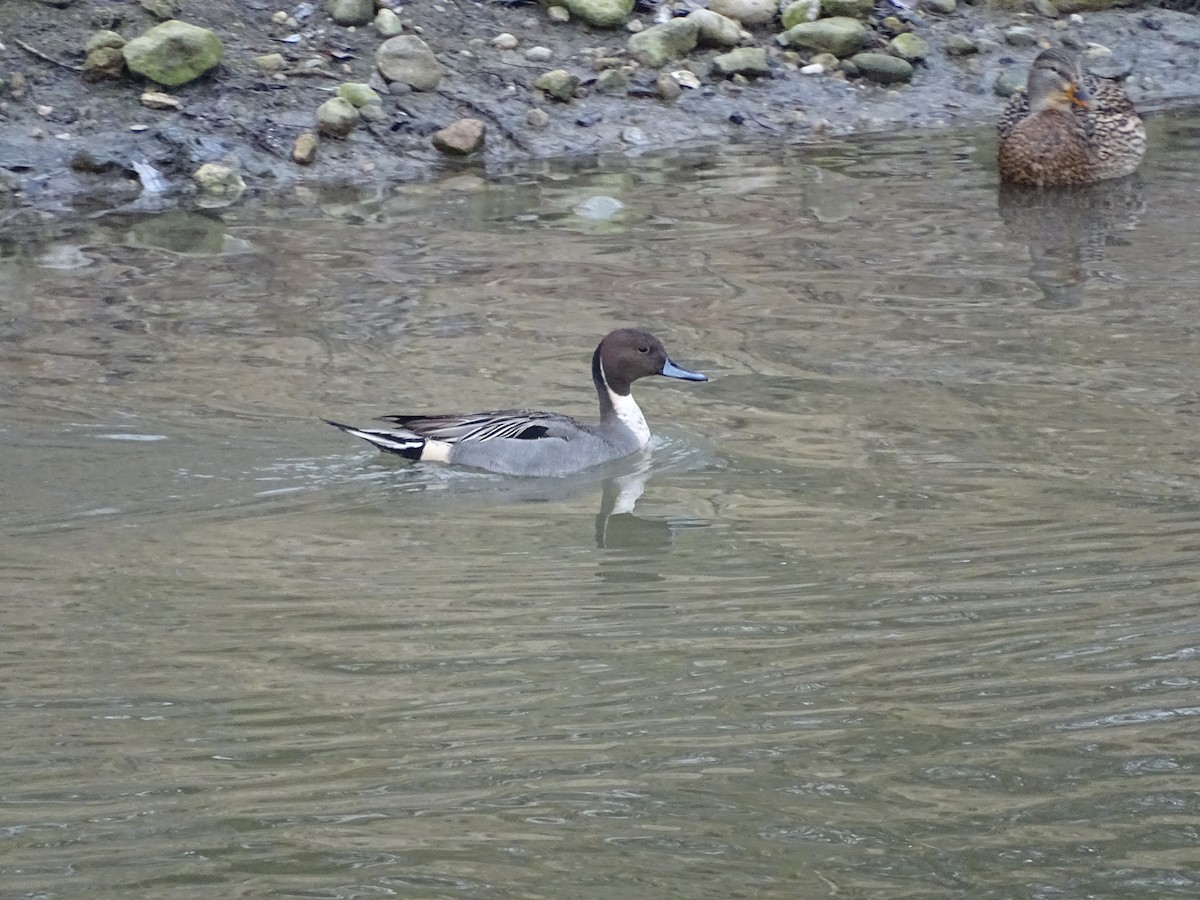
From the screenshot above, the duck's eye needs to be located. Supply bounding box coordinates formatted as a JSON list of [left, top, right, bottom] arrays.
[[637, 346, 650, 353]]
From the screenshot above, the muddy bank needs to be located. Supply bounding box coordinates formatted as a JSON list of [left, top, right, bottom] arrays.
[[1, 0, 1199, 215]]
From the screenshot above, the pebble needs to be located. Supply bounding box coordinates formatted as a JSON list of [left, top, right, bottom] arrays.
[[84, 30, 125, 52], [140, 90, 182, 110], [923, 0, 956, 13], [655, 72, 683, 100], [850, 52, 913, 84], [337, 82, 381, 107], [524, 46, 553, 62], [573, 196, 624, 220], [193, 163, 245, 197], [889, 32, 930, 61], [595, 68, 629, 93], [707, 0, 777, 25], [548, 5, 570, 22], [431, 118, 486, 156], [291, 132, 318, 165], [626, 19, 644, 33], [526, 107, 550, 127], [993, 69, 1023, 97], [1004, 26, 1039, 47], [272, 10, 288, 23], [374, 8, 404, 37], [711, 47, 769, 77], [84, 47, 125, 80], [492, 33, 519, 50], [671, 69, 702, 89], [376, 35, 442, 90], [329, 0, 373, 27], [255, 52, 285, 71], [533, 69, 580, 100], [316, 96, 359, 137], [944, 34, 977, 55]]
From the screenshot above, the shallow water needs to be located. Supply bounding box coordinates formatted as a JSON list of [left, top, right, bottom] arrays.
[[3, 114, 1200, 899]]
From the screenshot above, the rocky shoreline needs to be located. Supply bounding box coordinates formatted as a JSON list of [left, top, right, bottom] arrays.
[[1, 0, 1199, 215]]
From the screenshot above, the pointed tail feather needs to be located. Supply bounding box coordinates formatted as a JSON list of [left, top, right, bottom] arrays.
[[324, 419, 425, 461]]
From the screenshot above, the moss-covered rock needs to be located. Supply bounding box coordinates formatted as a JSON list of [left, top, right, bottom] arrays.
[[850, 52, 913, 83], [776, 17, 866, 57], [121, 20, 223, 87], [627, 18, 700, 67], [543, 0, 635, 27]]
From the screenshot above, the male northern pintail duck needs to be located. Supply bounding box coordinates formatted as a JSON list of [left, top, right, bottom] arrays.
[[326, 328, 708, 477], [998, 48, 1146, 187]]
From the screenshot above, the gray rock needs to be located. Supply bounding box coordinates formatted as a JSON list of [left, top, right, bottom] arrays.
[[526, 107, 550, 127], [255, 52, 285, 71], [524, 46, 553, 62], [889, 32, 929, 61], [85, 30, 125, 52], [554, 0, 635, 28], [594, 67, 629, 93], [548, 5, 571, 22], [1004, 26, 1039, 47], [492, 32, 519, 50], [850, 52, 914, 83], [375, 35, 441, 90], [84, 47, 126, 80], [820, 0, 874, 18], [944, 34, 977, 55], [316, 96, 360, 136], [431, 118, 486, 155], [655, 72, 683, 101], [922, 0, 956, 13], [328, 0, 373, 26], [534, 68, 580, 100], [776, 17, 867, 58], [688, 9, 745, 47], [1030, 0, 1059, 16], [712, 47, 769, 77], [374, 8, 404, 36], [358, 103, 385, 122], [993, 69, 1023, 97], [627, 18, 700, 68], [193, 163, 245, 197]]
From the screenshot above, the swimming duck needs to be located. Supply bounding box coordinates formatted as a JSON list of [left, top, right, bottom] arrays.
[[997, 48, 1146, 187], [326, 328, 708, 477]]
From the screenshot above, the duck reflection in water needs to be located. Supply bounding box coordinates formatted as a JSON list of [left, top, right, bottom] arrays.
[[592, 454, 709, 551], [998, 177, 1146, 310]]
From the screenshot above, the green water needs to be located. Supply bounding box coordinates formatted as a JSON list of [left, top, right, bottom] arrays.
[[2, 116, 1200, 898]]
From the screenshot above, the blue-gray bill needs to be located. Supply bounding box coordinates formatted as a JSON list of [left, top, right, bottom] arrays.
[[661, 359, 707, 382]]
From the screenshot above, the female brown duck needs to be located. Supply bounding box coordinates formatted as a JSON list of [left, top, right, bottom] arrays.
[[998, 48, 1146, 187]]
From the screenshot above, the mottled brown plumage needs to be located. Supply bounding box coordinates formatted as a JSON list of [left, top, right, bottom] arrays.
[[998, 49, 1146, 187]]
